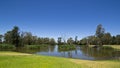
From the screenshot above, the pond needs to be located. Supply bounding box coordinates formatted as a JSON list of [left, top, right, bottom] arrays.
[[15, 45, 120, 60]]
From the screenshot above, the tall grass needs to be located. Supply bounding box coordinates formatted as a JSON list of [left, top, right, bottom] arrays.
[[0, 44, 15, 50], [24, 44, 48, 49]]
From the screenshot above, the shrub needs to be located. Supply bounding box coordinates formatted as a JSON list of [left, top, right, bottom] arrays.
[[58, 44, 76, 51], [0, 44, 15, 50], [25, 44, 48, 49], [102, 46, 113, 50]]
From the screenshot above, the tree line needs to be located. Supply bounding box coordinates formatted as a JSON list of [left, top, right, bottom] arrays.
[[0, 24, 120, 48], [80, 24, 120, 45], [0, 26, 56, 47]]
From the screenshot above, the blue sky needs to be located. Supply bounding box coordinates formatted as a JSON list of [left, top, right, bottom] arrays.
[[0, 0, 120, 40]]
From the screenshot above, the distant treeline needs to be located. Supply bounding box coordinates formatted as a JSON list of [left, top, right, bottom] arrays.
[[0, 26, 56, 47], [80, 24, 120, 45], [0, 24, 120, 47]]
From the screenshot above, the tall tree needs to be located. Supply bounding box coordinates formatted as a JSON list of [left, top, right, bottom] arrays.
[[0, 34, 3, 43], [67, 37, 74, 45], [102, 32, 111, 45], [23, 32, 33, 45], [11, 26, 20, 47], [49, 38, 56, 45], [74, 36, 78, 44], [95, 24, 105, 46], [43, 37, 50, 44], [4, 31, 12, 44], [116, 35, 120, 45], [57, 37, 62, 45]]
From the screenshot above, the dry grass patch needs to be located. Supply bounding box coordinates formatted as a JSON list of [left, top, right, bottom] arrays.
[[70, 59, 120, 68], [0, 51, 31, 56]]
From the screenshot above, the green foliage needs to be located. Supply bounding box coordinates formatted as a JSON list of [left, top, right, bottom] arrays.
[[24, 44, 48, 49], [0, 44, 15, 50], [4, 26, 20, 47], [102, 46, 114, 50], [67, 37, 74, 45], [0, 35, 3, 43], [58, 44, 76, 51], [57, 37, 62, 45], [49, 38, 56, 45]]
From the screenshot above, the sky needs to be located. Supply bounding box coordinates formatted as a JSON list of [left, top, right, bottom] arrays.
[[0, 0, 120, 40]]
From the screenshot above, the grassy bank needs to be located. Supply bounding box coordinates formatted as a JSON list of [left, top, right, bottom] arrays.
[[0, 52, 120, 68], [106, 45, 120, 50], [89, 45, 120, 50]]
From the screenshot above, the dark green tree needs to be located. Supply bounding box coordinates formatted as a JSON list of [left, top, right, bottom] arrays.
[[67, 37, 74, 45], [0, 34, 3, 43], [102, 32, 111, 45], [95, 24, 105, 46], [11, 26, 20, 47], [116, 35, 120, 45], [49, 38, 56, 45], [74, 36, 78, 44], [4, 31, 12, 44], [57, 37, 62, 45], [23, 32, 33, 45]]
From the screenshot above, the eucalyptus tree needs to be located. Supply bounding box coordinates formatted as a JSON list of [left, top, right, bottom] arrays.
[[0, 34, 3, 43], [57, 37, 62, 45], [95, 24, 105, 46], [116, 35, 120, 45], [74, 36, 78, 44], [67, 37, 74, 45], [4, 26, 20, 47], [49, 38, 56, 45], [11, 26, 20, 47]]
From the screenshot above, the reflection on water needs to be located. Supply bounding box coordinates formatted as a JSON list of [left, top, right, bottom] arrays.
[[2, 45, 120, 60], [35, 45, 120, 60]]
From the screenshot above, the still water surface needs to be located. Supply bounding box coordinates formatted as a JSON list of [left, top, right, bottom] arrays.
[[16, 45, 120, 60]]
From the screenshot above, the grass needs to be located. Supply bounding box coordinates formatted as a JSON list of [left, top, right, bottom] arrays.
[[70, 59, 120, 68], [0, 51, 120, 68], [107, 45, 120, 50]]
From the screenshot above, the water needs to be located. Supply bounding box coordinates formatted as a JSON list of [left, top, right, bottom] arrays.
[[2, 45, 120, 60]]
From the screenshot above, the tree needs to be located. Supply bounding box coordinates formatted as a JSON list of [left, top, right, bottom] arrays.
[[110, 36, 116, 45], [23, 32, 33, 45], [0, 34, 3, 43], [37, 37, 44, 44], [102, 32, 111, 45], [32, 36, 38, 45], [95, 24, 105, 46], [116, 35, 120, 45], [4, 31, 12, 44], [43, 37, 50, 44], [67, 37, 74, 45], [11, 26, 20, 47], [80, 38, 87, 45], [57, 37, 62, 45], [74, 36, 78, 44], [49, 38, 56, 45]]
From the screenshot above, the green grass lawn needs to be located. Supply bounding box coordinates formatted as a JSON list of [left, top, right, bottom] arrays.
[[0, 52, 120, 68]]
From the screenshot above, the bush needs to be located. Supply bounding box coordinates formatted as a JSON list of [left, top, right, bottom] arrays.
[[58, 44, 76, 51], [102, 46, 114, 50], [25, 44, 48, 49], [0, 44, 15, 50]]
